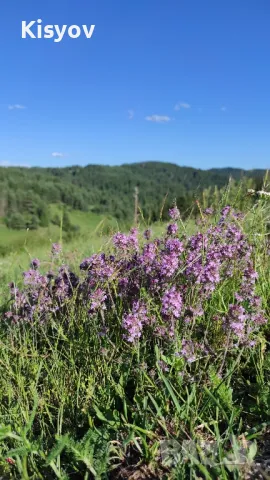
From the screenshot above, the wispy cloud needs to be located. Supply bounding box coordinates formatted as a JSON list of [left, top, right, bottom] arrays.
[[52, 152, 65, 158], [174, 102, 191, 111], [145, 115, 171, 123], [8, 104, 26, 110], [0, 160, 30, 168], [221, 106, 227, 112], [128, 109, 134, 120]]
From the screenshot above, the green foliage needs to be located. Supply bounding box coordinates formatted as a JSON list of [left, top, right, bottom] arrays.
[[5, 212, 26, 229], [51, 213, 61, 226], [0, 191, 269, 478], [0, 162, 266, 229], [38, 206, 50, 228]]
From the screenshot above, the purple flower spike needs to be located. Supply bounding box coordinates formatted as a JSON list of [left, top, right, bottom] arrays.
[[220, 206, 231, 219], [31, 258, 40, 270], [122, 301, 149, 343], [52, 243, 62, 256], [162, 286, 182, 319], [143, 229, 152, 240], [89, 288, 107, 314], [167, 223, 178, 236], [169, 206, 180, 221], [113, 229, 138, 251]]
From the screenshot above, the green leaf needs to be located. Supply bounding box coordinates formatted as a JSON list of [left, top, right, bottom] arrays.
[[45, 434, 69, 466]]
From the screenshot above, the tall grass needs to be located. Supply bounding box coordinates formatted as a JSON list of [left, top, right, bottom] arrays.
[[0, 188, 269, 479]]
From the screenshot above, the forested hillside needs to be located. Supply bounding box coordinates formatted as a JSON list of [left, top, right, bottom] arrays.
[[0, 162, 265, 228]]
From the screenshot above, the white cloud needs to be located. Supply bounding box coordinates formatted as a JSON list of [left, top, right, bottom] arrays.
[[174, 102, 191, 111], [145, 115, 171, 123], [8, 104, 26, 110], [128, 109, 134, 120], [0, 160, 30, 168], [52, 152, 65, 158], [221, 106, 227, 112]]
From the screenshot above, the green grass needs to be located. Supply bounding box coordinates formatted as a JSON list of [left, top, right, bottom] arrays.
[[0, 200, 197, 297], [0, 223, 59, 254], [0, 195, 269, 478], [0, 209, 109, 303], [0, 206, 116, 256]]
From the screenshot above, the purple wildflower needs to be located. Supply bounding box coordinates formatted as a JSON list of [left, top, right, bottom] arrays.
[[52, 243, 62, 256], [113, 229, 138, 251], [167, 223, 178, 236], [31, 258, 40, 270], [221, 206, 231, 218], [159, 253, 179, 278], [122, 301, 149, 342], [143, 229, 152, 240], [225, 304, 247, 340], [169, 206, 180, 221], [89, 289, 107, 314], [142, 242, 157, 261], [139, 242, 158, 274], [165, 238, 184, 255], [204, 208, 214, 216], [4, 205, 266, 362], [162, 286, 182, 319], [23, 269, 47, 288], [177, 340, 207, 363], [184, 305, 204, 324], [178, 340, 197, 363], [158, 360, 170, 372], [250, 312, 267, 327], [80, 254, 114, 282]]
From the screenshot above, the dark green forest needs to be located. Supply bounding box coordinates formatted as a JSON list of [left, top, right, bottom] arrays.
[[0, 162, 266, 229]]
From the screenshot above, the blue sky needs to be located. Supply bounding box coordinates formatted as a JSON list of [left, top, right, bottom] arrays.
[[0, 0, 269, 169]]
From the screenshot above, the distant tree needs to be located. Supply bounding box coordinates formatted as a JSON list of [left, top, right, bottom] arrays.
[[6, 191, 17, 215], [6, 213, 26, 230], [25, 215, 39, 230], [39, 209, 50, 227], [0, 162, 266, 226], [62, 210, 72, 232], [38, 205, 50, 227]]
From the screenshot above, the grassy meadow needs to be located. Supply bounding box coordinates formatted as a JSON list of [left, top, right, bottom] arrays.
[[0, 187, 269, 479], [0, 206, 116, 296], [0, 203, 196, 297]]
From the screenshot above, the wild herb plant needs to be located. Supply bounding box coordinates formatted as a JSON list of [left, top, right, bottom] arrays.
[[0, 193, 269, 479]]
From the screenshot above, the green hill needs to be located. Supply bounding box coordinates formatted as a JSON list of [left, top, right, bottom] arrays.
[[0, 162, 266, 227]]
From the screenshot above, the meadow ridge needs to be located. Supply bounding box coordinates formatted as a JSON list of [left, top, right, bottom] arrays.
[[0, 186, 269, 479]]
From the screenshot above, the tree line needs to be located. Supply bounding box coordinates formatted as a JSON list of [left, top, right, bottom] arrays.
[[0, 162, 265, 230]]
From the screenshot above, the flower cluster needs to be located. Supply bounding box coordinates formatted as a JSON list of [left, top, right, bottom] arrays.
[[122, 301, 149, 342], [89, 288, 107, 314], [113, 228, 139, 252], [5, 207, 267, 355], [52, 243, 62, 256], [169, 206, 180, 221]]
